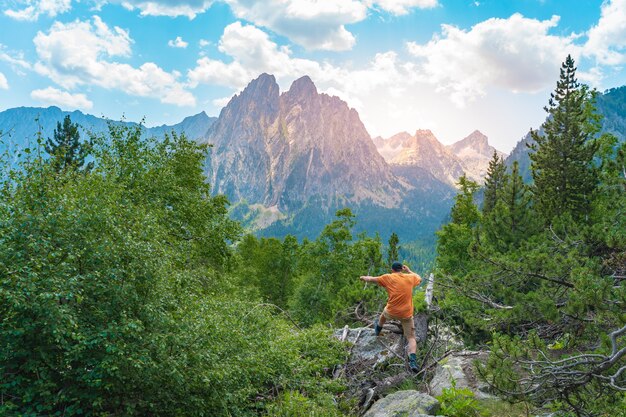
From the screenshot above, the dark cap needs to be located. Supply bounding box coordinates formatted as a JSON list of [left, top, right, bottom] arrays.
[[391, 261, 403, 272]]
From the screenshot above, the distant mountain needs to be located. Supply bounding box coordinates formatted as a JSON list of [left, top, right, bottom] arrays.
[[447, 130, 507, 183], [374, 129, 503, 186], [204, 74, 456, 240], [0, 106, 216, 150], [505, 86, 626, 180], [373, 132, 412, 162]]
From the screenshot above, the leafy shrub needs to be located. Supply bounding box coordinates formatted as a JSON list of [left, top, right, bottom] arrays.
[[436, 382, 484, 417]]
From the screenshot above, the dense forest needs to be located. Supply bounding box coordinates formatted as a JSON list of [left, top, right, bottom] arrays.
[[0, 57, 624, 416]]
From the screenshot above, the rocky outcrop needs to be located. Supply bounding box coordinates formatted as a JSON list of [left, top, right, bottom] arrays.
[[428, 351, 494, 399], [363, 390, 443, 417], [334, 326, 405, 366]]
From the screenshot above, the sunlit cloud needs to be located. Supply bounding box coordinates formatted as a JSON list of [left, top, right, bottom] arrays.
[[407, 13, 579, 106], [584, 0, 626, 65]]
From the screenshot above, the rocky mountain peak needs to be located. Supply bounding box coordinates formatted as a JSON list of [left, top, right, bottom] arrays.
[[236, 73, 280, 105], [410, 129, 440, 147], [449, 130, 491, 155], [286, 75, 318, 99], [447, 131, 506, 183]]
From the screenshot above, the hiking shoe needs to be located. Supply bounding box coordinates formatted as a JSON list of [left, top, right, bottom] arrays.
[[409, 354, 419, 372], [374, 322, 382, 336]]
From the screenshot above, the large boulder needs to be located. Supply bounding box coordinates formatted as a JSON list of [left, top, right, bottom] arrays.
[[334, 326, 405, 365], [363, 390, 442, 417], [429, 351, 494, 399]]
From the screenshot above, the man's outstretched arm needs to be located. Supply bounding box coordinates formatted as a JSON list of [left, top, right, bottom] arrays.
[[360, 275, 380, 283]]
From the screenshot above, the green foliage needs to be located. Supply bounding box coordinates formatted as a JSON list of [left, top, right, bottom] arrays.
[[265, 390, 342, 417], [435, 55, 626, 416], [234, 234, 299, 308], [436, 381, 484, 417], [288, 209, 388, 325], [0, 124, 346, 416]]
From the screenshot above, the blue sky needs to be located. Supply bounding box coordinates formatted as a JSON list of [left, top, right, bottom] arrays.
[[1, 0, 625, 152]]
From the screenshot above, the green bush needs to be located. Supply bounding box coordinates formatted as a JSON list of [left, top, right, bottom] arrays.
[[436, 382, 484, 417]]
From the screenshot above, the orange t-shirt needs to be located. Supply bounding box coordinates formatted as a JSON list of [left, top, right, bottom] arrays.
[[377, 272, 422, 318]]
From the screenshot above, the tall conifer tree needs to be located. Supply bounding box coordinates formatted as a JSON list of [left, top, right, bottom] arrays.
[[45, 115, 93, 172], [529, 55, 599, 222], [484, 161, 533, 250], [482, 150, 507, 214], [387, 232, 400, 267]]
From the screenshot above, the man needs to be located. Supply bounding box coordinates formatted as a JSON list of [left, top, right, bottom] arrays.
[[360, 262, 422, 372]]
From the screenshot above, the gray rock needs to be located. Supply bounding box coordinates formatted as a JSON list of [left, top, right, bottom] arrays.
[[363, 390, 441, 417], [334, 326, 404, 365], [429, 351, 494, 399]]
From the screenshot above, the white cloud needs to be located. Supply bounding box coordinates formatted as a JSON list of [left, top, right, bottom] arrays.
[[199, 39, 211, 47], [585, 0, 626, 65], [168, 36, 188, 48], [33, 16, 195, 106], [224, 0, 367, 50], [0, 45, 32, 73], [212, 96, 233, 108], [117, 0, 213, 18], [4, 0, 71, 21], [406, 13, 579, 106], [0, 72, 8, 89], [31, 87, 93, 110], [367, 0, 438, 15], [188, 21, 336, 89]]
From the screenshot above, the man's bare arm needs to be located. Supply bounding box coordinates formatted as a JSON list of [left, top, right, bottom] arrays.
[[360, 275, 379, 283]]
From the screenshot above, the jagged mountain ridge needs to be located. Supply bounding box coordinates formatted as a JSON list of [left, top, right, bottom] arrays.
[[374, 129, 505, 186], [205, 74, 404, 213], [0, 106, 216, 148]]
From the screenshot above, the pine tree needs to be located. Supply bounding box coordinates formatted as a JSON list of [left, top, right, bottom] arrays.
[[529, 55, 599, 222], [451, 174, 480, 226], [482, 150, 507, 214], [387, 232, 400, 267], [484, 161, 534, 250], [45, 115, 93, 172]]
